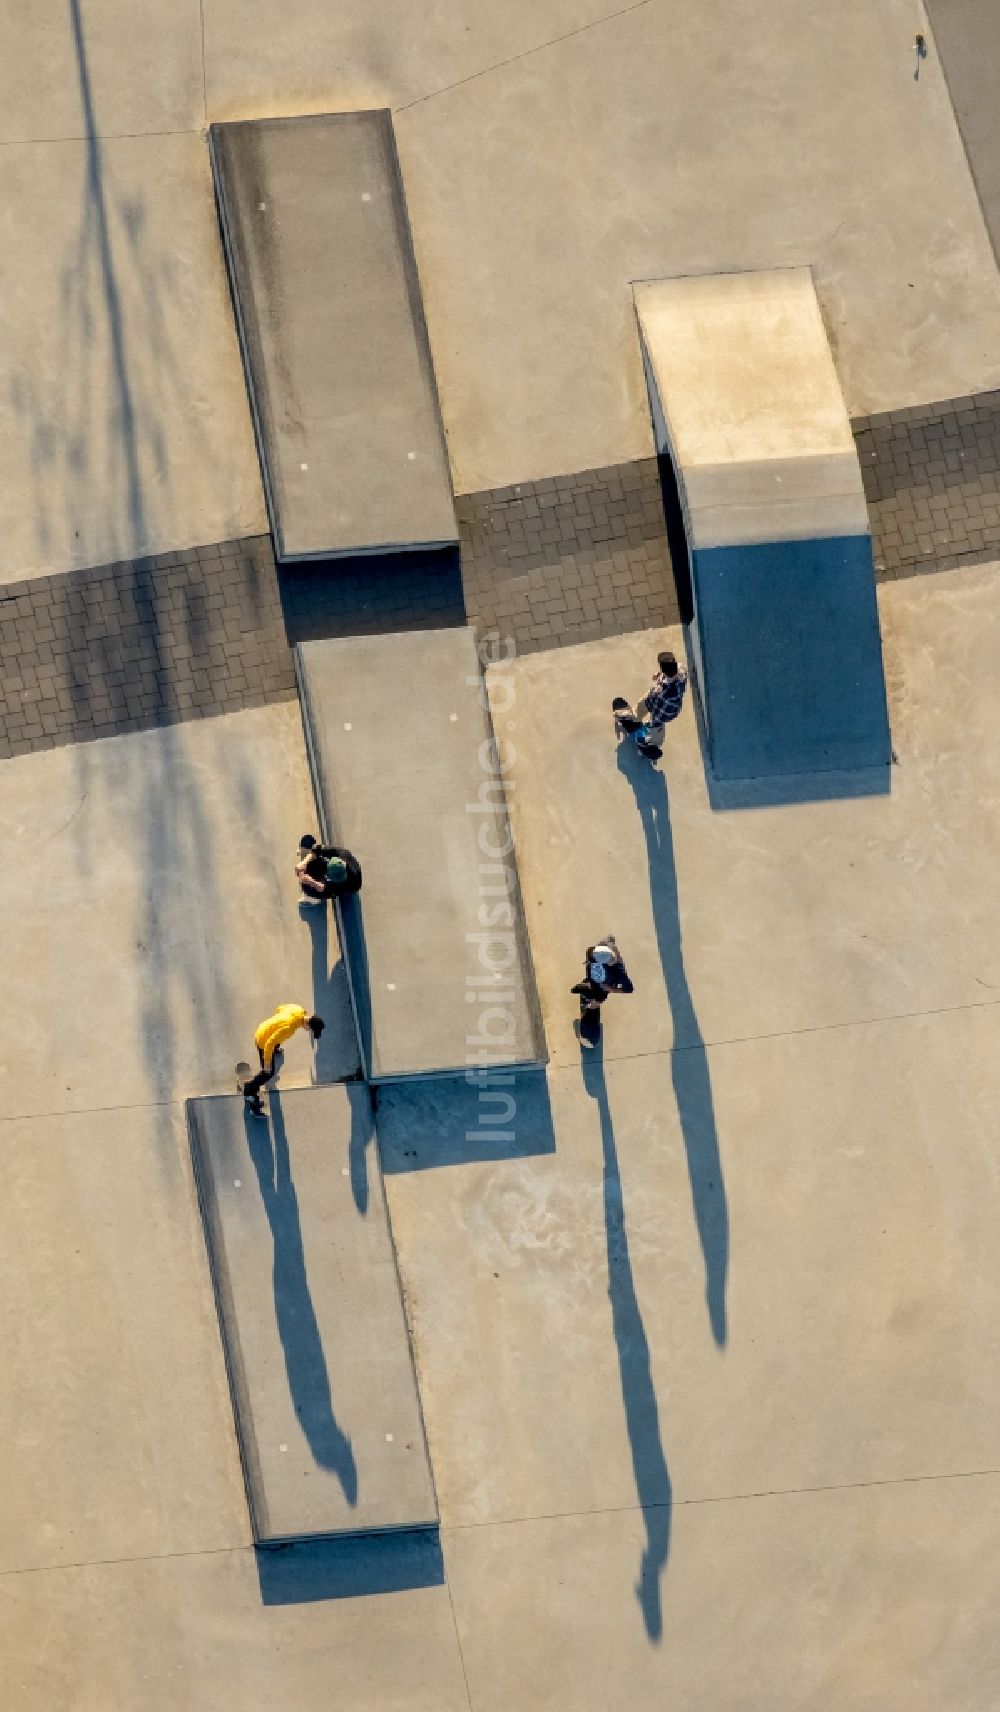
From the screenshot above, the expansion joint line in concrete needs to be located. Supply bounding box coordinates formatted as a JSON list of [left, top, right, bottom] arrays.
[[580, 989, 1000, 1073], [198, 0, 208, 124], [443, 1572, 477, 1712], [394, 0, 654, 112], [443, 1464, 1000, 1535], [0, 127, 201, 147], [8, 1466, 999, 1582]]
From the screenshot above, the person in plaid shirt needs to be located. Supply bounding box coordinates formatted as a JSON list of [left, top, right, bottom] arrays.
[[614, 651, 688, 758]]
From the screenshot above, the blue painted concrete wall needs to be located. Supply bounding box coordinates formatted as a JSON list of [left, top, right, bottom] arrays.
[[693, 535, 892, 780]]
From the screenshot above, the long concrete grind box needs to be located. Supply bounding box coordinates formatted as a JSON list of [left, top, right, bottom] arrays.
[[634, 269, 891, 782], [188, 1085, 437, 1544], [209, 110, 457, 561], [296, 626, 547, 1083]]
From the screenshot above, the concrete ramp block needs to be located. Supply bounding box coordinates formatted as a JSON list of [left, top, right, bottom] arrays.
[[296, 626, 547, 1082], [188, 1085, 436, 1544], [635, 269, 891, 785], [210, 111, 457, 561]]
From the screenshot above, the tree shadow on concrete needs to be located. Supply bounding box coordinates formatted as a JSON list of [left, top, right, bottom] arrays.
[[617, 739, 729, 1348], [46, 0, 281, 1142], [244, 1095, 358, 1500], [581, 1042, 671, 1643]]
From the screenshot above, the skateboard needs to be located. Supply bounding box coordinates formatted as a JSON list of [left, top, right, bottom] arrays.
[[578, 1005, 602, 1049], [612, 697, 662, 760], [236, 1061, 267, 1115]]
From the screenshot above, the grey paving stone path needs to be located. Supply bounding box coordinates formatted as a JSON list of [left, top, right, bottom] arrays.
[[0, 536, 295, 759], [2, 402, 998, 759], [856, 392, 1000, 578], [457, 457, 680, 653]]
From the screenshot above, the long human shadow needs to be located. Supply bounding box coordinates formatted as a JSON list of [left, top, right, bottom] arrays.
[[582, 1045, 671, 1643], [617, 740, 729, 1347], [243, 1095, 358, 1501]]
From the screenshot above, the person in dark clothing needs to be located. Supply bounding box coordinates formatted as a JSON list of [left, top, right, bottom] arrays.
[[571, 935, 634, 1045], [614, 650, 688, 759], [296, 836, 363, 904]]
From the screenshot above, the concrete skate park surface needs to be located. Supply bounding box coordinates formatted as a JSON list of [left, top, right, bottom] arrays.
[[189, 1086, 436, 1543], [5, 0, 1000, 584], [0, 701, 358, 1117], [3, 569, 1000, 1703], [296, 626, 545, 1080], [211, 112, 457, 561]]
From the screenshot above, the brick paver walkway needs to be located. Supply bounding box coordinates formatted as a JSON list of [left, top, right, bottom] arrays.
[[856, 392, 1000, 577], [0, 537, 294, 759], [2, 397, 999, 759], [457, 458, 680, 653]]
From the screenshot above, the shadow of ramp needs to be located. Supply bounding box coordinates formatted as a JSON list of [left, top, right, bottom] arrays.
[[280, 547, 466, 645], [256, 1529, 445, 1606], [375, 1070, 555, 1172]]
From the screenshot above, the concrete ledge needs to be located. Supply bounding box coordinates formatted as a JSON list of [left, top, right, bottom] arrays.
[[296, 626, 546, 1082], [210, 111, 457, 562], [188, 1085, 437, 1544]]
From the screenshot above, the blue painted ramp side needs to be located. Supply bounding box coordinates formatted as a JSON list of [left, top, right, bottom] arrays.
[[693, 535, 892, 781]]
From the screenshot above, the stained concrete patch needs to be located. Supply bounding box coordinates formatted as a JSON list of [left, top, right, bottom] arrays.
[[189, 1086, 436, 1543], [0, 1104, 246, 1575], [0, 1543, 471, 1712]]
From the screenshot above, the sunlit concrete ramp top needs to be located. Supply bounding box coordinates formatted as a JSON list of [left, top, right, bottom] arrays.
[[635, 269, 891, 784], [296, 626, 546, 1082], [188, 1085, 436, 1544], [210, 111, 457, 561]]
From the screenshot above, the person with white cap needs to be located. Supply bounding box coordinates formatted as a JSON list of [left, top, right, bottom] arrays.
[[295, 836, 363, 904], [571, 935, 634, 1046]]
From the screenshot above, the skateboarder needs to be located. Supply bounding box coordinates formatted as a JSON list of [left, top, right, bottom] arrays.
[[296, 835, 363, 904], [571, 936, 634, 1048], [613, 650, 688, 760], [239, 1004, 325, 1115]]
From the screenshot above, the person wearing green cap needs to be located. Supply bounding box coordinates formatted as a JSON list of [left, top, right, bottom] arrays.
[[295, 836, 363, 904]]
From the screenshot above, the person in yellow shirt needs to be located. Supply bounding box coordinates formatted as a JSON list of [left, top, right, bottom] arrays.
[[241, 1004, 325, 1115]]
